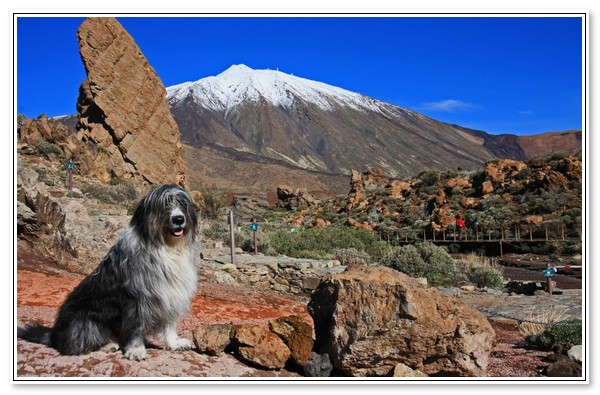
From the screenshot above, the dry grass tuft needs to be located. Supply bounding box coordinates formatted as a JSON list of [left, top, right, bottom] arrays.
[[518, 306, 570, 337]]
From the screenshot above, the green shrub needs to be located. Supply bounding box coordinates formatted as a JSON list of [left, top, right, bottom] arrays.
[[240, 232, 275, 255], [33, 166, 53, 186], [270, 226, 381, 260], [79, 181, 139, 212], [34, 139, 62, 157], [202, 220, 230, 244], [454, 253, 504, 288], [418, 169, 441, 187], [198, 187, 227, 219], [380, 242, 458, 286], [526, 319, 582, 351]]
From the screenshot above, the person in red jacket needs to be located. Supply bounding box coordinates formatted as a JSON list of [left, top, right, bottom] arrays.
[[455, 214, 466, 240]]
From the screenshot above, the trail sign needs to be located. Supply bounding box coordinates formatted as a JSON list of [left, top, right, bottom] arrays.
[[250, 223, 258, 231], [543, 268, 556, 277]]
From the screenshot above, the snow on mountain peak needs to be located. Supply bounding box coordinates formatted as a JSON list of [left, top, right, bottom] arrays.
[[166, 64, 384, 113]]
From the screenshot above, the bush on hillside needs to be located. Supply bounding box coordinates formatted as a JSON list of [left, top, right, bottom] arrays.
[[197, 187, 226, 219], [34, 139, 63, 157], [454, 253, 504, 288], [79, 180, 139, 212], [380, 242, 459, 286], [270, 226, 384, 260]]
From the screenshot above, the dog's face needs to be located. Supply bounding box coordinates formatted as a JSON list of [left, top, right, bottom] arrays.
[[130, 184, 198, 247]]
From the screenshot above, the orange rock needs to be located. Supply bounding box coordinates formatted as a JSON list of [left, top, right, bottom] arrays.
[[76, 17, 187, 186]]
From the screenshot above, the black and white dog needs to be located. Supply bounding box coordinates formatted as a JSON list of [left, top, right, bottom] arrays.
[[18, 184, 199, 361]]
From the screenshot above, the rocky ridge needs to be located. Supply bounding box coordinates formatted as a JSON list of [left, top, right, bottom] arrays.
[[289, 155, 583, 239]]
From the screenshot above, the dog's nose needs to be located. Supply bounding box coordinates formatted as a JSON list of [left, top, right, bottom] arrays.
[[172, 215, 185, 226]]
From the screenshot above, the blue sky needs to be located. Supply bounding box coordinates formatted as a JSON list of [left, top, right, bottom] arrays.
[[16, 14, 584, 136]]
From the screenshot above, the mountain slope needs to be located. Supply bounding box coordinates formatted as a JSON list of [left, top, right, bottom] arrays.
[[167, 65, 526, 179], [54, 64, 581, 194]]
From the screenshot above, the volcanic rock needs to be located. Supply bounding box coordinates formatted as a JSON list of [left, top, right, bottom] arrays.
[[308, 265, 495, 377], [276, 185, 318, 210], [232, 324, 291, 370], [303, 352, 334, 377], [544, 354, 582, 377], [76, 17, 187, 185], [484, 159, 528, 183], [18, 115, 82, 160], [193, 324, 233, 356], [350, 168, 389, 193], [393, 363, 428, 377], [269, 316, 314, 367], [17, 166, 74, 269]]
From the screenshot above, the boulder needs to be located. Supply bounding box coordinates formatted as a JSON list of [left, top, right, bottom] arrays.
[[232, 324, 291, 370], [308, 265, 495, 377], [303, 352, 333, 377], [567, 345, 582, 363], [193, 324, 232, 356], [269, 316, 314, 367], [76, 17, 187, 186], [484, 159, 528, 183], [393, 363, 428, 377], [481, 180, 494, 195], [232, 194, 270, 212], [544, 354, 582, 377], [350, 168, 389, 193], [276, 185, 318, 210], [387, 180, 412, 198]]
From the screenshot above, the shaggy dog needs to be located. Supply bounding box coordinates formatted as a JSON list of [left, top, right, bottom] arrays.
[[18, 184, 199, 361]]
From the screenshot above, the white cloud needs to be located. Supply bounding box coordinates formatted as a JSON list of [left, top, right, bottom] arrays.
[[518, 110, 533, 115], [421, 99, 477, 112]]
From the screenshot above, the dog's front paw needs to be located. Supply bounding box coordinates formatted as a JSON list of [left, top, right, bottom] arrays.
[[166, 337, 192, 351], [99, 342, 120, 353], [124, 345, 148, 361]]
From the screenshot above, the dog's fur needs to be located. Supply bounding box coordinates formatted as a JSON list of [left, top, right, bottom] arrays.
[[18, 184, 199, 361]]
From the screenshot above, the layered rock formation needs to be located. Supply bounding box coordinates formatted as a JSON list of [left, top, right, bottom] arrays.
[[276, 185, 318, 210], [350, 168, 389, 193], [17, 156, 130, 275], [76, 17, 187, 185], [308, 265, 495, 377]]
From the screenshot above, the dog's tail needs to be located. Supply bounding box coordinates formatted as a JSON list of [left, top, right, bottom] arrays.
[[17, 324, 52, 346]]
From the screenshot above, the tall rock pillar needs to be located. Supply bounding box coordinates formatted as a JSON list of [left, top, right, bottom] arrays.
[[76, 17, 187, 185]]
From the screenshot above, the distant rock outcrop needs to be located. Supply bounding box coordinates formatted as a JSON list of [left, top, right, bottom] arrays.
[[276, 185, 318, 210], [350, 169, 389, 193], [308, 265, 495, 377], [19, 115, 81, 159], [76, 17, 187, 185]]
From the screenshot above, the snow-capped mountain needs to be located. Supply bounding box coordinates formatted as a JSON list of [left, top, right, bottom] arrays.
[[167, 64, 384, 114], [166, 65, 525, 179]]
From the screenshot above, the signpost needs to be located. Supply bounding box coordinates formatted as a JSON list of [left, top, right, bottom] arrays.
[[543, 264, 555, 295], [66, 160, 74, 196], [250, 221, 259, 256], [229, 209, 236, 265]]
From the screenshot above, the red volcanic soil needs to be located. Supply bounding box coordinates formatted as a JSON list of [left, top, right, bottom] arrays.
[[15, 258, 556, 379], [16, 266, 313, 343]]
